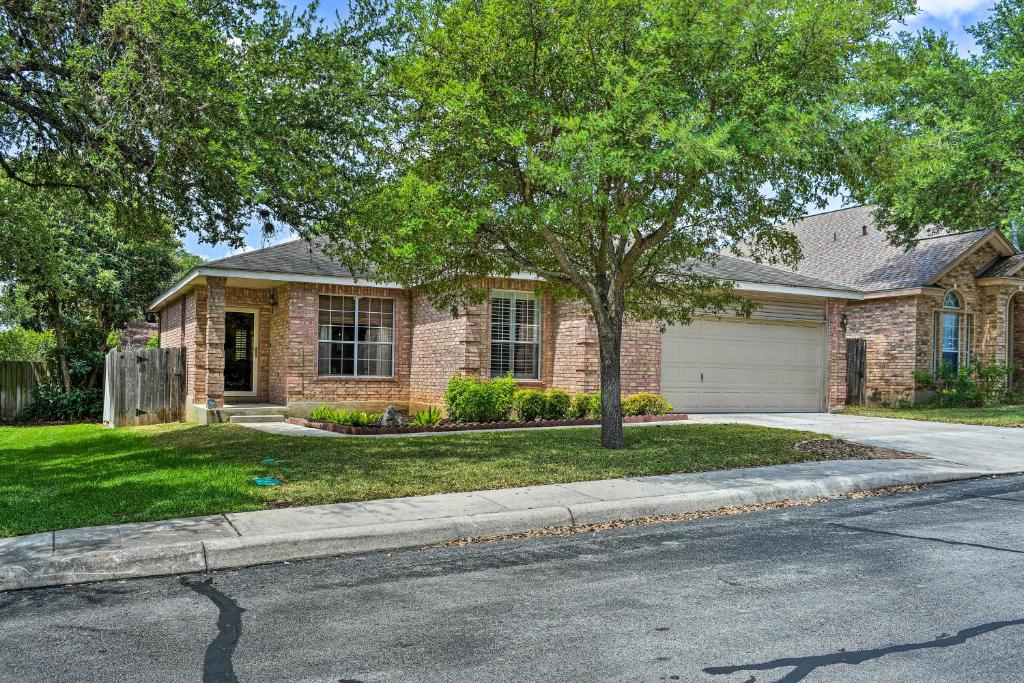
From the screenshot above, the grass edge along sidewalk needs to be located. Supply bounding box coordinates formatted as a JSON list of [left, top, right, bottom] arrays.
[[6, 421, 857, 537]]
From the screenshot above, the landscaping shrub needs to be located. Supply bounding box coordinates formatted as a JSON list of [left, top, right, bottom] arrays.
[[25, 382, 103, 421], [409, 406, 442, 426], [444, 374, 517, 422], [622, 392, 673, 416], [569, 393, 593, 419], [513, 389, 547, 421], [588, 392, 602, 419], [310, 404, 335, 421], [914, 359, 1017, 407], [543, 389, 571, 420]]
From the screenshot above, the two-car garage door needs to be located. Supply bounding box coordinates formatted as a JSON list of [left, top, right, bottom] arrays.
[[659, 303, 827, 412]]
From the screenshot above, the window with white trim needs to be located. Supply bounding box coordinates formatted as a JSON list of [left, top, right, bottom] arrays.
[[490, 291, 540, 379], [317, 295, 394, 377]]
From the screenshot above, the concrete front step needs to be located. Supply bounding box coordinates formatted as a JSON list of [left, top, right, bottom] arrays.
[[229, 414, 286, 424]]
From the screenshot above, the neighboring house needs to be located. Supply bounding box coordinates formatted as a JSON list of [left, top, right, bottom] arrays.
[[774, 206, 1024, 403], [148, 205, 1024, 422]]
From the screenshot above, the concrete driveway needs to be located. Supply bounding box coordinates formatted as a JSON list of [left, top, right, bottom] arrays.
[[688, 413, 1024, 473]]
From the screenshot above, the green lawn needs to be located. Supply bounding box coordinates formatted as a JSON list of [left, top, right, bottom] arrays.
[[844, 404, 1024, 427], [0, 422, 829, 537]]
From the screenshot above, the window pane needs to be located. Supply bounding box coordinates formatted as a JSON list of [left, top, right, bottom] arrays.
[[317, 342, 331, 375], [513, 343, 539, 379], [942, 313, 960, 352], [491, 342, 512, 377], [358, 343, 393, 376], [491, 297, 511, 342], [944, 291, 961, 309]]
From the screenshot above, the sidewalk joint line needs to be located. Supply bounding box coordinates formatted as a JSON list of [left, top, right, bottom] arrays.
[[222, 515, 242, 537]]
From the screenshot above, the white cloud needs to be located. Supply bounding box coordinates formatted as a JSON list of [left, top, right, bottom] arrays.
[[915, 0, 992, 21]]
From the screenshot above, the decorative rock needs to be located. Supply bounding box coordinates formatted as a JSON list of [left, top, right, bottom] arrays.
[[378, 405, 405, 427]]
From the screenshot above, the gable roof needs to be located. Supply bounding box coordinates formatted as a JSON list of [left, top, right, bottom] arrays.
[[980, 253, 1024, 278], [202, 238, 358, 279], [775, 205, 1017, 292]]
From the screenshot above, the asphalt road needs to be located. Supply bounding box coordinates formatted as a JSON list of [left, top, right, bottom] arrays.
[[3, 474, 1024, 683]]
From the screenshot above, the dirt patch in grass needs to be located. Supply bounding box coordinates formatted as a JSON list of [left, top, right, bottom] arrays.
[[793, 438, 923, 461]]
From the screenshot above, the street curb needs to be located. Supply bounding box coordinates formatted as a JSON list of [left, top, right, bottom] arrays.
[[0, 467, 987, 592]]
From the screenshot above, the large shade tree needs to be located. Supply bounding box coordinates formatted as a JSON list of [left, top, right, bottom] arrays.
[[0, 180, 198, 390], [853, 0, 1024, 246], [0, 0, 381, 246], [323, 0, 911, 447]]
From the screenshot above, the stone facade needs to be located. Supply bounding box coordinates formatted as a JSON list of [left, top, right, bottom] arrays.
[[842, 242, 1024, 404]]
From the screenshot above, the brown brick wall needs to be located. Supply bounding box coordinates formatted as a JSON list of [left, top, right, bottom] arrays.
[[204, 277, 227, 407], [845, 297, 918, 404], [551, 299, 598, 393], [268, 285, 290, 405], [826, 299, 848, 410], [621, 320, 662, 394], [408, 291, 469, 405], [277, 282, 412, 407], [158, 298, 185, 348]]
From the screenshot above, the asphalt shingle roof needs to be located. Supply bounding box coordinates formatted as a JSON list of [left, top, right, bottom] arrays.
[[981, 253, 1024, 278], [773, 205, 1000, 291], [203, 239, 358, 278], [203, 240, 855, 292], [688, 254, 852, 291]]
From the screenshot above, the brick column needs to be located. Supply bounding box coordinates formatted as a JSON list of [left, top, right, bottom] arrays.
[[827, 299, 848, 411], [204, 277, 227, 408]]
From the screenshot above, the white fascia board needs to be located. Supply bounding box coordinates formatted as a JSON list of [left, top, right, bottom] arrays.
[[733, 281, 863, 300], [148, 267, 406, 311], [862, 286, 944, 300]]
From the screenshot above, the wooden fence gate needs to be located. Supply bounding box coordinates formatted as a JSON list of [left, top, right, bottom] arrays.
[[846, 338, 867, 406], [0, 361, 47, 419], [103, 347, 186, 427]]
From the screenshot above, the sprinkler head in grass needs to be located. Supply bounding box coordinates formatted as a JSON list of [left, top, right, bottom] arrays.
[[253, 476, 282, 487]]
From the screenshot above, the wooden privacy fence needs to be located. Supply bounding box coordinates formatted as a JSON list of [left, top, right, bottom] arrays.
[[103, 347, 186, 427], [0, 361, 47, 419], [846, 338, 867, 406]]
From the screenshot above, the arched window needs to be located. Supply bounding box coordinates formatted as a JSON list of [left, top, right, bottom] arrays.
[[936, 290, 968, 374]]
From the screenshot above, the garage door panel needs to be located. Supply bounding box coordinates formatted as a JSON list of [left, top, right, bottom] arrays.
[[660, 317, 825, 412]]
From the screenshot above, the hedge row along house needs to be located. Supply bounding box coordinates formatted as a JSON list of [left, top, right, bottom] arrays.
[[149, 206, 1024, 423]]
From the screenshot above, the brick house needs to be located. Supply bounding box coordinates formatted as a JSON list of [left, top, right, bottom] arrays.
[[773, 206, 1024, 404], [148, 205, 1024, 421]]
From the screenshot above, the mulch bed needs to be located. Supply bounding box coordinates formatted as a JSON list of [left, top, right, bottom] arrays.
[[289, 413, 689, 436], [793, 438, 923, 460]]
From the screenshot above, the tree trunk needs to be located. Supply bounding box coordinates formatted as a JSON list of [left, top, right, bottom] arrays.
[[49, 304, 72, 393], [595, 313, 625, 449]]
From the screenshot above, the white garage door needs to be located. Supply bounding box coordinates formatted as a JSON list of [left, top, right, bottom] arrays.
[[660, 317, 826, 412]]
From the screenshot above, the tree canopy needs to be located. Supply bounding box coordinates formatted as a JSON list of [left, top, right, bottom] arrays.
[[322, 0, 912, 446], [853, 0, 1024, 246], [0, 179, 198, 389], [1, 0, 382, 246]]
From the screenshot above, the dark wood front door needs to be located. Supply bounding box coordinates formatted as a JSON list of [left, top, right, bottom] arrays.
[[225, 311, 255, 393]]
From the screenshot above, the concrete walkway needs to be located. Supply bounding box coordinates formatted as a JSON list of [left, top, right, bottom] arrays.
[[688, 413, 1024, 473], [0, 457, 987, 592]]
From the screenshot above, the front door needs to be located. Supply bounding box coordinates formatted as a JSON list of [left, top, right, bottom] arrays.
[[225, 311, 256, 394]]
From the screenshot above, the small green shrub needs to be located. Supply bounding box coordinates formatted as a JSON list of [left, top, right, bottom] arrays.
[[915, 359, 1016, 407], [310, 404, 335, 421], [569, 393, 593, 419], [347, 411, 380, 427], [543, 389, 571, 420], [145, 332, 160, 349], [588, 392, 602, 419], [513, 389, 547, 421], [0, 327, 54, 362], [444, 374, 517, 422], [622, 392, 672, 416], [25, 383, 103, 421], [409, 406, 442, 426]]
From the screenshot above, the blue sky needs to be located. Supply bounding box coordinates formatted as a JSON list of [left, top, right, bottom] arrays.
[[184, 0, 1000, 260]]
